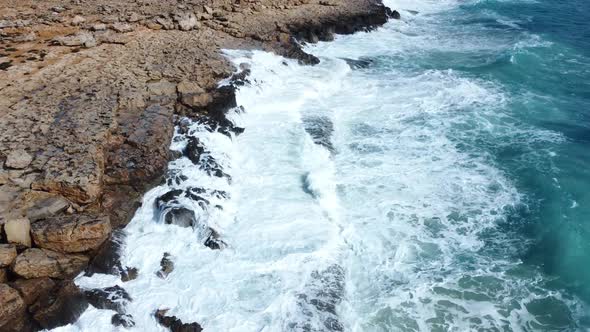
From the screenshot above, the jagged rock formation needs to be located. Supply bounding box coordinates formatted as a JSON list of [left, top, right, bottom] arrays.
[[0, 0, 396, 329]]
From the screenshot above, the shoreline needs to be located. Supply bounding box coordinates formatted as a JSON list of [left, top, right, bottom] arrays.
[[0, 0, 396, 330]]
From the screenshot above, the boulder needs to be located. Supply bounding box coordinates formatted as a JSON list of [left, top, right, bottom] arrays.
[[112, 313, 135, 328], [31, 214, 111, 253], [0, 268, 7, 282], [164, 207, 196, 228], [0, 284, 32, 332], [29, 281, 88, 329], [85, 285, 131, 313], [4, 149, 33, 169], [10, 277, 56, 305], [12, 248, 88, 279], [26, 195, 70, 222], [4, 217, 31, 248], [155, 309, 203, 332], [0, 243, 17, 267]]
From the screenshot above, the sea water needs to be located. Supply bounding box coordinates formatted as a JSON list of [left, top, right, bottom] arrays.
[[57, 0, 590, 330]]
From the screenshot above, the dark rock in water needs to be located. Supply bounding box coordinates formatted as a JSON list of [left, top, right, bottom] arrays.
[[85, 285, 131, 314], [342, 57, 374, 69], [156, 253, 174, 279], [29, 281, 89, 330], [120, 267, 139, 282], [184, 192, 210, 208], [302, 115, 334, 152], [184, 137, 206, 164], [290, 264, 345, 332], [407, 10, 419, 15], [164, 207, 195, 228], [203, 228, 226, 250], [210, 190, 229, 200], [155, 189, 184, 209], [386, 8, 401, 19], [85, 230, 125, 276], [155, 309, 203, 332], [112, 313, 135, 328], [166, 169, 188, 186]]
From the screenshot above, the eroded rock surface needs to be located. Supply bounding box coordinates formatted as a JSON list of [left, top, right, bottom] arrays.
[[12, 248, 88, 279]]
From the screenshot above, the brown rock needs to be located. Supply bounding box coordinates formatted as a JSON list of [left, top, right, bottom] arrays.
[[12, 248, 89, 279], [4, 217, 32, 248], [30, 281, 88, 329], [111, 22, 133, 33], [31, 214, 111, 253], [5, 149, 33, 169], [71, 15, 86, 25], [10, 277, 56, 305], [0, 284, 32, 332], [26, 195, 70, 222], [0, 268, 7, 282], [0, 244, 18, 267], [54, 31, 97, 48]]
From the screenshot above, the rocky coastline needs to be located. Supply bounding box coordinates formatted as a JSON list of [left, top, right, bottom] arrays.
[[0, 0, 396, 330]]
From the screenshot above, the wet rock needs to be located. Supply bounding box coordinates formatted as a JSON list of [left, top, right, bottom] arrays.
[[26, 195, 70, 222], [112, 313, 135, 328], [204, 228, 226, 250], [342, 57, 374, 69], [156, 252, 174, 278], [10, 277, 56, 305], [388, 9, 401, 19], [31, 214, 111, 253], [85, 285, 131, 313], [120, 266, 138, 282], [4, 217, 32, 248], [155, 189, 184, 209], [12, 248, 89, 279], [184, 137, 206, 164], [54, 31, 97, 48], [85, 230, 125, 276], [164, 207, 196, 228], [155, 308, 203, 332], [5, 149, 33, 169], [30, 281, 88, 330], [0, 284, 32, 332], [0, 244, 17, 267]]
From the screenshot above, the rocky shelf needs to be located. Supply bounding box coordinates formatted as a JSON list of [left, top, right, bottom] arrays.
[[0, 0, 397, 330]]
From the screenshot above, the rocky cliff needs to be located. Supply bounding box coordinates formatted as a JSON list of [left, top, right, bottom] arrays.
[[0, 0, 395, 330]]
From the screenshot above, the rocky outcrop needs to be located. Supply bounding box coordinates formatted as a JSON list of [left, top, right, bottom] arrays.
[[12, 248, 88, 279], [31, 214, 111, 253], [0, 0, 395, 329], [85, 285, 131, 314]]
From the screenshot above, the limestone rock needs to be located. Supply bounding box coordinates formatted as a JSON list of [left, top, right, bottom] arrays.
[[54, 31, 97, 48], [0, 284, 31, 332], [4, 218, 31, 248], [12, 248, 89, 279], [5, 149, 33, 169], [30, 281, 88, 329], [0, 244, 18, 267], [31, 214, 111, 253], [26, 195, 70, 222]]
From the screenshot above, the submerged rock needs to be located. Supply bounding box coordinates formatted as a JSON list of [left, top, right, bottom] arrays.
[[155, 308, 203, 332]]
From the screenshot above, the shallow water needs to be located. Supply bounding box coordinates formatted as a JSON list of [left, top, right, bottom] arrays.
[[56, 0, 590, 330]]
